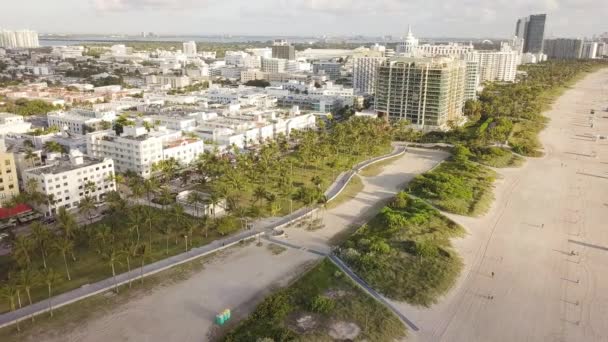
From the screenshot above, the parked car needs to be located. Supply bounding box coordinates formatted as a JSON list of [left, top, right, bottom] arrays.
[[0, 232, 9, 241], [17, 212, 42, 224], [0, 218, 17, 231]]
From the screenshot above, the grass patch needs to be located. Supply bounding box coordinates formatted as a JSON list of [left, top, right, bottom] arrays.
[[359, 155, 400, 177], [471, 146, 525, 168], [407, 156, 497, 216], [326, 175, 363, 209], [0, 251, 214, 341], [0, 205, 233, 314], [222, 259, 406, 341], [267, 243, 287, 255], [339, 193, 464, 306]]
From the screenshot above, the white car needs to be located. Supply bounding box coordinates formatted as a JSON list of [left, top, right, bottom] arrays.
[[0, 232, 9, 241]]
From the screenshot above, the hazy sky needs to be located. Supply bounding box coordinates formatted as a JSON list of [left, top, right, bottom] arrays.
[[0, 0, 604, 38]]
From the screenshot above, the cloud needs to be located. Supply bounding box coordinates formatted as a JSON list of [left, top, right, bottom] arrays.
[[93, 0, 207, 11]]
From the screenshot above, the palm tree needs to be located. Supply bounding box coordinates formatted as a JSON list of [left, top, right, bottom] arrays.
[[105, 191, 127, 214], [127, 208, 143, 245], [54, 237, 74, 281], [0, 281, 20, 331], [84, 180, 97, 198], [103, 243, 121, 293], [78, 196, 96, 226], [122, 241, 140, 288], [30, 221, 53, 269], [24, 148, 38, 168], [186, 191, 204, 217], [136, 244, 151, 285], [253, 186, 267, 206], [17, 267, 41, 321], [171, 204, 186, 245], [56, 207, 77, 240], [43, 141, 66, 155], [13, 235, 33, 267], [41, 268, 60, 317]]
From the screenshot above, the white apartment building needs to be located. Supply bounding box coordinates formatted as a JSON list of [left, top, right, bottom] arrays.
[[467, 45, 519, 83], [0, 113, 32, 135], [47, 109, 117, 135], [261, 58, 286, 73], [225, 51, 262, 69], [247, 48, 272, 59], [146, 75, 191, 89], [417, 42, 474, 57], [582, 42, 599, 59], [0, 29, 39, 48], [23, 150, 116, 215], [86, 126, 204, 178], [352, 56, 387, 95], [183, 41, 197, 56], [143, 115, 198, 132], [194, 113, 316, 149], [52, 46, 85, 59], [309, 82, 354, 97]]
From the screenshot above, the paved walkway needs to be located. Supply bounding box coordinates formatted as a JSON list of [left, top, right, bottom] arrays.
[[0, 145, 406, 329]]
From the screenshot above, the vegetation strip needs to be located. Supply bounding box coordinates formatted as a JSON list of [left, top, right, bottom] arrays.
[[222, 259, 406, 341], [339, 192, 464, 306]]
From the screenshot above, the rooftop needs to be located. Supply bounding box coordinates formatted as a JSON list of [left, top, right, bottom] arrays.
[[26, 155, 110, 176]]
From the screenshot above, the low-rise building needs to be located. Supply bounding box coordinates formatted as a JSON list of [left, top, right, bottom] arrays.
[[0, 113, 32, 135], [47, 109, 116, 135], [86, 126, 204, 178], [23, 150, 116, 215]]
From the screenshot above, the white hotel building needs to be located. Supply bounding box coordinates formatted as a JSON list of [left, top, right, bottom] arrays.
[[23, 151, 116, 216], [47, 109, 117, 135], [86, 126, 204, 178], [352, 56, 387, 95], [467, 44, 519, 83]]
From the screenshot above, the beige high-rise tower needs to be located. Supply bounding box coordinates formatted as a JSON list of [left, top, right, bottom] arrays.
[[0, 139, 20, 206], [374, 57, 466, 130]]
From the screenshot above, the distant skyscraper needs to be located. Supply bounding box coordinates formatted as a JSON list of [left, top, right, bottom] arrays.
[[271, 40, 295, 60], [544, 39, 584, 59], [0, 29, 39, 48], [515, 14, 546, 53], [183, 41, 197, 56], [352, 56, 387, 95]]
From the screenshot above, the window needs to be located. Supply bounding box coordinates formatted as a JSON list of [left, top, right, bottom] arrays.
[[8, 184, 13, 189], [4, 160, 10, 166]]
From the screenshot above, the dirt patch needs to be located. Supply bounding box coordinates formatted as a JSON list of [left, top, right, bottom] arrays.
[[328, 321, 361, 340]]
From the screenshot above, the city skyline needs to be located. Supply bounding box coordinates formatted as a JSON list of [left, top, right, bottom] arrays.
[[0, 1, 605, 38]]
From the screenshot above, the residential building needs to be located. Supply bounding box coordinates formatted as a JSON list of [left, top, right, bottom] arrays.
[[261, 58, 287, 73], [464, 60, 480, 101], [0, 113, 32, 135], [86, 126, 204, 178], [0, 140, 19, 206], [515, 14, 546, 53], [352, 56, 387, 95], [466, 44, 519, 82], [241, 69, 266, 83], [543, 38, 583, 59], [271, 40, 295, 60], [313, 62, 342, 80], [23, 150, 116, 215], [47, 109, 116, 135], [374, 57, 466, 130], [582, 42, 599, 59], [51, 46, 85, 59], [146, 75, 191, 89], [183, 41, 197, 56], [0, 29, 39, 48]]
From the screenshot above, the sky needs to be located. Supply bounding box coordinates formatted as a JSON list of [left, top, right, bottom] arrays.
[[0, 0, 605, 39]]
